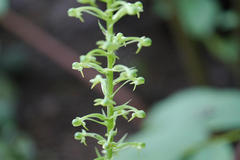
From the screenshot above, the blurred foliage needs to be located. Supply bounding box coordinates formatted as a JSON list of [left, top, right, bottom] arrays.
[[0, 43, 28, 72], [116, 88, 240, 160], [0, 43, 35, 160], [0, 74, 35, 160], [153, 0, 240, 65], [0, 0, 9, 17]]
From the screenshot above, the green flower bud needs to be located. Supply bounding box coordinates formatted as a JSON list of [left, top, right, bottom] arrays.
[[141, 37, 152, 47], [119, 67, 138, 79], [135, 110, 146, 118], [90, 75, 103, 89], [112, 65, 127, 72], [128, 110, 146, 121], [131, 77, 145, 86], [97, 40, 120, 51], [116, 33, 124, 39], [125, 2, 143, 16], [68, 8, 76, 17], [74, 130, 87, 145], [68, 8, 84, 22], [72, 62, 84, 77], [80, 55, 96, 63], [128, 69, 138, 79], [136, 142, 145, 149], [72, 62, 82, 70], [74, 132, 84, 140], [94, 97, 116, 107], [72, 117, 88, 130], [136, 37, 152, 53], [135, 1, 143, 9], [72, 117, 83, 127], [115, 33, 126, 45]]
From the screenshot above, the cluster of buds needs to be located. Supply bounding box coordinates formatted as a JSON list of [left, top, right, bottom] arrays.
[[68, 0, 151, 159]]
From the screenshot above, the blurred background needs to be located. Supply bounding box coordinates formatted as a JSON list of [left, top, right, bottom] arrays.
[[0, 0, 240, 160]]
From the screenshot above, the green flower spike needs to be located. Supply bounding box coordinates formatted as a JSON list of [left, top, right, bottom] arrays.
[[68, 0, 151, 159]]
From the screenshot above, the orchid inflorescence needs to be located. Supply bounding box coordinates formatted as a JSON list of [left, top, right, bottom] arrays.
[[68, 0, 151, 159]]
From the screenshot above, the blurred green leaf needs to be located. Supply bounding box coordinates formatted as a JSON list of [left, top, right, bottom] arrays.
[[153, 0, 172, 20], [0, 134, 35, 160], [177, 0, 220, 39], [0, 43, 28, 72], [0, 0, 9, 17], [190, 142, 234, 160], [152, 0, 240, 66], [217, 11, 239, 31], [14, 135, 36, 160], [0, 74, 35, 160], [0, 74, 16, 124], [205, 35, 239, 64], [116, 88, 240, 160]]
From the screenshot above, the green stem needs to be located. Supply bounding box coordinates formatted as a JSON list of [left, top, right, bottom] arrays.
[[105, 0, 116, 159]]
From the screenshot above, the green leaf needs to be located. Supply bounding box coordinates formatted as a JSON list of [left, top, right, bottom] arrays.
[[115, 88, 240, 160], [0, 74, 17, 125], [190, 142, 234, 160], [205, 35, 239, 64], [146, 88, 240, 132], [177, 0, 220, 39], [217, 11, 239, 31], [152, 0, 173, 20], [0, 0, 9, 17]]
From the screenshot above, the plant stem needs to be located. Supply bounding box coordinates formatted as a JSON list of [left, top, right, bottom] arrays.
[[106, 54, 115, 160], [68, 0, 149, 159], [106, 1, 115, 159]]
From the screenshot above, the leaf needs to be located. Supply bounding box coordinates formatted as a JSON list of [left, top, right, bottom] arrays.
[[177, 0, 220, 39], [0, 0, 9, 17], [152, 0, 173, 20], [205, 35, 240, 64], [190, 142, 234, 160], [217, 11, 239, 31], [0, 44, 28, 73], [115, 87, 240, 160], [0, 74, 16, 125]]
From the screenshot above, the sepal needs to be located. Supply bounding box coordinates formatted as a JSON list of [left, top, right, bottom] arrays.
[[68, 8, 84, 22], [72, 62, 84, 77], [130, 77, 145, 91], [72, 117, 88, 130], [68, 6, 107, 22], [74, 130, 87, 145], [75, 129, 106, 146], [97, 40, 120, 51], [94, 97, 116, 107], [136, 37, 152, 53], [112, 1, 143, 22], [90, 75, 104, 89], [128, 110, 146, 122]]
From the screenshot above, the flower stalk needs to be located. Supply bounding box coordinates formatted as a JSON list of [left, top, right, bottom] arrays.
[[68, 0, 151, 159]]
